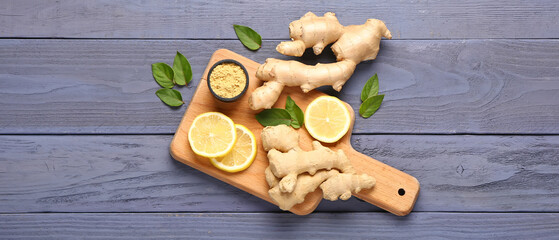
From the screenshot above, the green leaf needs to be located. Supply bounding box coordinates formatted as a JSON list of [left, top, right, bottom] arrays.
[[233, 24, 262, 50], [156, 88, 184, 107], [285, 96, 304, 128], [359, 95, 384, 118], [255, 109, 292, 127], [172, 51, 192, 86], [361, 73, 379, 102], [152, 63, 175, 88]]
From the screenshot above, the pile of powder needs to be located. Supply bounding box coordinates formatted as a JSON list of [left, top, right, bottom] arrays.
[[209, 63, 247, 98]]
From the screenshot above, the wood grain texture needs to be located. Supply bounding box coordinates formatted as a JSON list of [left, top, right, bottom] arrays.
[[1, 213, 558, 239], [1, 39, 558, 134], [169, 49, 419, 216], [1, 135, 557, 213], [2, 0, 559, 39], [1, 1, 557, 237]]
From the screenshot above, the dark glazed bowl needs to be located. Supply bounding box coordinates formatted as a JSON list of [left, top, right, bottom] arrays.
[[207, 59, 249, 102]]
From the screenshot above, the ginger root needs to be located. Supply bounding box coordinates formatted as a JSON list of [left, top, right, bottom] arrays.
[[264, 166, 279, 188], [276, 12, 344, 57], [269, 170, 339, 210], [320, 173, 375, 201], [331, 19, 392, 63], [249, 12, 391, 110], [268, 141, 354, 193], [262, 125, 375, 210], [251, 59, 356, 110], [261, 125, 299, 152]]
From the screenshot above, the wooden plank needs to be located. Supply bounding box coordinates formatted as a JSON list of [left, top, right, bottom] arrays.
[[1, 213, 558, 239], [2, 0, 559, 39], [1, 39, 558, 134], [169, 49, 419, 216], [0, 135, 557, 213]]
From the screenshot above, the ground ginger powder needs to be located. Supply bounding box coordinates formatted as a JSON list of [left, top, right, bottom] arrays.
[[209, 63, 246, 98]]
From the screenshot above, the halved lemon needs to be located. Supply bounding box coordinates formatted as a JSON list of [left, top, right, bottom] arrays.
[[304, 96, 351, 143], [210, 124, 257, 173], [188, 112, 236, 158]]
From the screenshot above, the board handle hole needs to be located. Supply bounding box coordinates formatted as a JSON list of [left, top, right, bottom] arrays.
[[398, 188, 406, 196]]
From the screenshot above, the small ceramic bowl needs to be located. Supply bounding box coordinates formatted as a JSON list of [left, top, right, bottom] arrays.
[[207, 59, 249, 102]]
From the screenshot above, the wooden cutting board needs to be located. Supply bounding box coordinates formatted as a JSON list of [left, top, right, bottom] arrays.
[[170, 49, 420, 215]]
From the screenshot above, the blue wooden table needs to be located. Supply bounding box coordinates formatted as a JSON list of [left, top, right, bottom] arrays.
[[1, 1, 559, 239]]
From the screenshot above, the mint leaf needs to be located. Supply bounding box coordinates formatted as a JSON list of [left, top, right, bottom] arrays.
[[361, 73, 379, 102], [233, 24, 262, 50], [255, 109, 292, 126], [172, 51, 192, 86], [285, 96, 304, 128], [152, 63, 174, 88], [359, 95, 384, 118], [156, 88, 184, 107]]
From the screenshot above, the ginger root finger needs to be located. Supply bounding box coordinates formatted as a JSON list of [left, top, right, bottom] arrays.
[[261, 125, 299, 152], [269, 170, 339, 210], [320, 173, 376, 201], [331, 19, 392, 63], [276, 12, 344, 57], [276, 40, 306, 57], [248, 81, 284, 110], [278, 173, 298, 193], [265, 166, 279, 188]]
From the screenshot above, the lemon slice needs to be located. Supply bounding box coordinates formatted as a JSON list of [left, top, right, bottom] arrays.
[[188, 112, 237, 158], [210, 124, 257, 173], [304, 96, 351, 143]]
